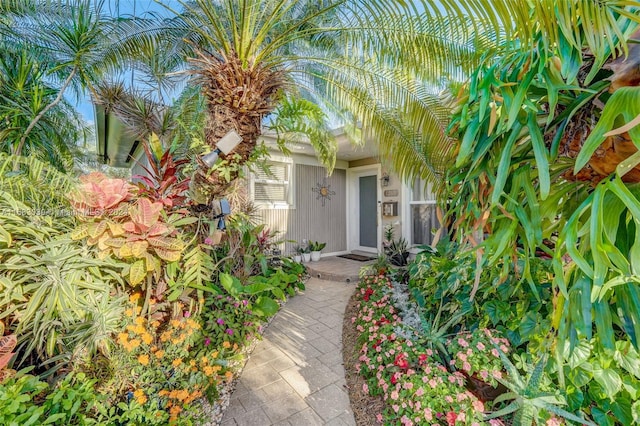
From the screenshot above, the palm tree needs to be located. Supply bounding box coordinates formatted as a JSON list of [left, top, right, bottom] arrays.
[[123, 0, 475, 199], [0, 0, 151, 169]]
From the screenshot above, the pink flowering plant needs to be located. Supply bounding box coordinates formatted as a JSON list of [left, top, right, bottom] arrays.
[[353, 273, 495, 425], [448, 329, 509, 388]]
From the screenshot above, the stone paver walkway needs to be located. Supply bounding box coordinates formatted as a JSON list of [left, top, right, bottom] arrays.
[[221, 276, 356, 426]]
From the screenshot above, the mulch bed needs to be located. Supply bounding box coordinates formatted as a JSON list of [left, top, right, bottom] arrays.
[[342, 291, 386, 425]]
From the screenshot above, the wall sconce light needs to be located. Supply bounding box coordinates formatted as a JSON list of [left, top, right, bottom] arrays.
[[201, 130, 243, 167], [380, 172, 390, 187]]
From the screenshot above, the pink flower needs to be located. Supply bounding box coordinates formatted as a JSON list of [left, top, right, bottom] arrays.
[[457, 352, 468, 362], [400, 415, 413, 425], [480, 370, 489, 380], [392, 404, 400, 413], [390, 390, 399, 400], [491, 348, 500, 357], [183, 311, 191, 318], [424, 408, 433, 421], [403, 382, 413, 390], [472, 400, 485, 412], [204, 237, 213, 245], [376, 414, 383, 423], [457, 337, 469, 348], [446, 411, 457, 426], [428, 378, 438, 388], [546, 417, 562, 426], [362, 383, 369, 393], [415, 387, 424, 397], [476, 342, 485, 351], [463, 361, 472, 372], [445, 395, 453, 403]]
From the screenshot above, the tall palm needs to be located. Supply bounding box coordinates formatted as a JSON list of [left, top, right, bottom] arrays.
[[0, 47, 85, 172], [0, 0, 151, 169], [125, 0, 477, 199]]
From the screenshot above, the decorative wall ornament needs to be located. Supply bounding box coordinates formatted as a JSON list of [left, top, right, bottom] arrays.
[[312, 178, 336, 206]]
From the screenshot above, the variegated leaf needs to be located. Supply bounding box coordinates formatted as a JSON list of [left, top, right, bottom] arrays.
[[144, 253, 161, 273], [70, 225, 88, 240], [130, 198, 162, 232], [118, 244, 133, 258], [129, 259, 146, 286], [154, 247, 181, 262], [104, 237, 126, 248], [147, 222, 171, 237], [107, 222, 125, 236], [88, 220, 108, 239], [148, 236, 183, 250], [131, 241, 149, 257]]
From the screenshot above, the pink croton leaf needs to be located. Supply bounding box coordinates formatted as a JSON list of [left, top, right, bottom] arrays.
[[71, 172, 135, 216], [128, 198, 163, 233], [146, 222, 171, 237]]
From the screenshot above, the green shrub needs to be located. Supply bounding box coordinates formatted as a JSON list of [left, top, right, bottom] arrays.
[[0, 370, 99, 426]]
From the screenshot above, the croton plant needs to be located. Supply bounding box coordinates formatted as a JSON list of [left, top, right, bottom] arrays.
[[70, 172, 184, 286]]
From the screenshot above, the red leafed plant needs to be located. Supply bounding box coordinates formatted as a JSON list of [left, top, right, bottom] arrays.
[[133, 140, 190, 209], [0, 333, 17, 382]]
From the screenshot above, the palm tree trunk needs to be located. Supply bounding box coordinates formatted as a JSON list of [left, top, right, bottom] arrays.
[[189, 51, 285, 202], [12, 67, 77, 169]]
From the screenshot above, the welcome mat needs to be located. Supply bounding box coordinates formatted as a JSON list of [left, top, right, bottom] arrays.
[[338, 253, 375, 262]]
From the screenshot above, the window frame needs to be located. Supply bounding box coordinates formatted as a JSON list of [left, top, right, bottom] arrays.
[[408, 179, 438, 246], [250, 158, 295, 209]]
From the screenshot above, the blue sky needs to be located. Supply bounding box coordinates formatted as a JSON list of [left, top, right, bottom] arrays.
[[77, 1, 183, 121]]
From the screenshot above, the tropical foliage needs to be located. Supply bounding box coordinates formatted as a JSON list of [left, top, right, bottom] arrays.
[[111, 0, 462, 201]]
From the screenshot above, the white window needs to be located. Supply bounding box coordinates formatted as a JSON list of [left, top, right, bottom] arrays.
[[252, 160, 294, 208], [409, 179, 440, 246]]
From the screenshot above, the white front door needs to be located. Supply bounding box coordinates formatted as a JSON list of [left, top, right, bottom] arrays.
[[347, 165, 381, 253]]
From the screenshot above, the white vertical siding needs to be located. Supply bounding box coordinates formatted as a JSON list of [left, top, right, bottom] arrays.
[[258, 164, 347, 254]]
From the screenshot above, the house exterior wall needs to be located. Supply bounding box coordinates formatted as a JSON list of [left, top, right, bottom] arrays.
[[256, 162, 347, 255], [380, 168, 405, 240]]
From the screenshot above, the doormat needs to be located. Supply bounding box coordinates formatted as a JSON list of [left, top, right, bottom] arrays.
[[338, 254, 375, 262]]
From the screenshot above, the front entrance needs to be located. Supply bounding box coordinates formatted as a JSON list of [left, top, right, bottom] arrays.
[[347, 166, 381, 253]]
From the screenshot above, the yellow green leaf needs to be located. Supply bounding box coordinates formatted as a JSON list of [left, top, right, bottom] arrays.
[[131, 241, 149, 257], [154, 247, 181, 262], [70, 225, 88, 240], [129, 260, 146, 286]]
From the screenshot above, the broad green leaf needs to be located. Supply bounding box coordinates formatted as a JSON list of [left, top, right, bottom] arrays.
[[491, 122, 523, 205], [220, 273, 241, 298], [527, 112, 550, 199], [592, 367, 622, 398], [253, 296, 279, 317]]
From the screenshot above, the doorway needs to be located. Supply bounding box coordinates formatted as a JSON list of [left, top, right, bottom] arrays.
[[347, 165, 381, 253]]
